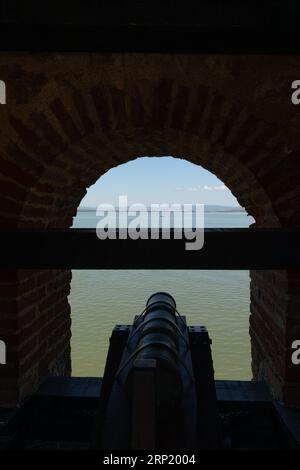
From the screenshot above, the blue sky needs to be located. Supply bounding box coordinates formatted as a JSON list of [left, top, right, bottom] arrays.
[[80, 156, 240, 207]]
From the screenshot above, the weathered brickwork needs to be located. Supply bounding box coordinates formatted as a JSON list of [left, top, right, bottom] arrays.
[[0, 53, 299, 406], [0, 269, 71, 406]]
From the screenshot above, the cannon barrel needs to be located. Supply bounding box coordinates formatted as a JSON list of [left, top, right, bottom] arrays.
[[95, 292, 220, 450], [125, 292, 183, 410]]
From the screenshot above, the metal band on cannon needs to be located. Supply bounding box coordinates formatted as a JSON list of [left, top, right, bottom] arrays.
[[123, 292, 183, 413]]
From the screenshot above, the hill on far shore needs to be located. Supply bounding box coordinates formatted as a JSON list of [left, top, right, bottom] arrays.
[[78, 204, 246, 212]]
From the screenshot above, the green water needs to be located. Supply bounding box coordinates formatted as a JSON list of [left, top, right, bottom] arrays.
[[69, 211, 254, 379]]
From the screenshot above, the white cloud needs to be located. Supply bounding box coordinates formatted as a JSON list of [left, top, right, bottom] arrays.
[[176, 185, 202, 192], [204, 184, 227, 191], [176, 184, 228, 192]]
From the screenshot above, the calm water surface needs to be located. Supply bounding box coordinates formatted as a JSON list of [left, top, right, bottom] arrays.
[[70, 210, 254, 380]]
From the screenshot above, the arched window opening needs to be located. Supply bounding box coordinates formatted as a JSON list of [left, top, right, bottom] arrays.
[[70, 156, 255, 380]]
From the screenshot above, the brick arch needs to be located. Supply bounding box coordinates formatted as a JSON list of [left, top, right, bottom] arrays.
[[6, 79, 290, 229], [20, 129, 278, 229], [0, 54, 300, 406], [1, 54, 300, 230]]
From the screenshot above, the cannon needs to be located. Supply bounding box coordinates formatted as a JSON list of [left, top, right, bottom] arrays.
[[93, 292, 221, 449]]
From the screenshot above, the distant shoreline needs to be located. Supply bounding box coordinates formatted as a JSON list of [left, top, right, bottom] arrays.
[[77, 205, 246, 213]]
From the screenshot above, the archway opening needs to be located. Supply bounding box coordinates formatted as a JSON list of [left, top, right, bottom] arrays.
[[70, 156, 255, 380]]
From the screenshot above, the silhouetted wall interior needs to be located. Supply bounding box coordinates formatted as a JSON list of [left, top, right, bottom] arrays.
[[0, 54, 299, 407]]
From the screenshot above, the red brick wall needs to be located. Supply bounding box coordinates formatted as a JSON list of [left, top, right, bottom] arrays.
[[0, 53, 299, 406], [250, 269, 300, 405], [0, 269, 71, 406]]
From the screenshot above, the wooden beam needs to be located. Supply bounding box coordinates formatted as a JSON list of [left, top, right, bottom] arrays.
[[0, 228, 299, 269], [0, 23, 299, 54], [0, 1, 299, 53]]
